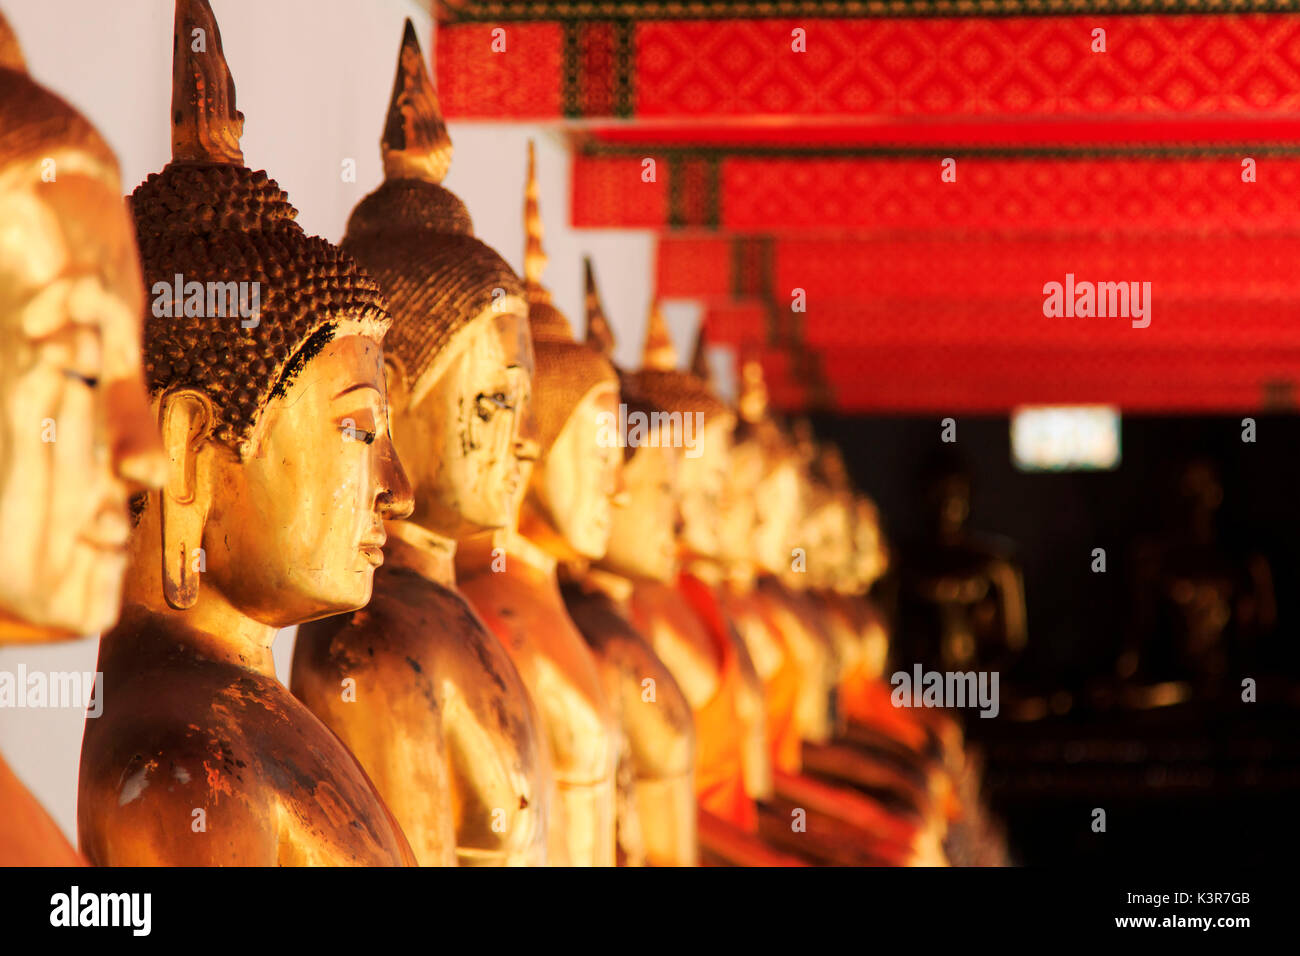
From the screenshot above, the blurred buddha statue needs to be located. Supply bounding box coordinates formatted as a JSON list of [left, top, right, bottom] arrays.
[[899, 453, 1027, 677], [291, 22, 548, 866], [607, 307, 810, 865], [559, 258, 699, 866], [1123, 458, 1276, 702], [0, 9, 165, 865], [457, 148, 620, 866], [78, 0, 416, 866], [713, 358, 807, 782], [707, 361, 938, 865]]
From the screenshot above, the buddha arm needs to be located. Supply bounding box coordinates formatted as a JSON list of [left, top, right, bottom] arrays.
[[78, 741, 278, 866], [289, 636, 458, 867], [989, 559, 1028, 651], [530, 662, 618, 867], [606, 634, 698, 866]]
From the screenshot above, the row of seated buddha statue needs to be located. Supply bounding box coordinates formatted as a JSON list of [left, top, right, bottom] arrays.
[[0, 1, 1006, 866]]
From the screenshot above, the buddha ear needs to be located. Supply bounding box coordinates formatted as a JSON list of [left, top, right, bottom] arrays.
[[157, 389, 213, 611]]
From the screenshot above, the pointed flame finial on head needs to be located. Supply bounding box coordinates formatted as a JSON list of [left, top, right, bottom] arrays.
[[171, 0, 244, 165], [738, 354, 769, 424], [381, 19, 452, 184], [817, 443, 851, 492], [522, 139, 551, 305], [791, 417, 817, 465], [690, 323, 713, 385], [0, 9, 26, 72], [640, 300, 677, 372], [584, 256, 615, 358]]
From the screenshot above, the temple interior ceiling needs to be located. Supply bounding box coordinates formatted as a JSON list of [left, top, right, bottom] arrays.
[[437, 5, 1300, 412]]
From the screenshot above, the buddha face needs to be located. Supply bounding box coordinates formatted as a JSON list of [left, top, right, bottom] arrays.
[[929, 472, 970, 538], [603, 443, 679, 582], [0, 169, 165, 639], [195, 334, 412, 625], [716, 438, 762, 566], [676, 413, 733, 559], [395, 309, 531, 538], [532, 383, 621, 558], [805, 494, 852, 590], [851, 498, 887, 590], [753, 457, 801, 575]]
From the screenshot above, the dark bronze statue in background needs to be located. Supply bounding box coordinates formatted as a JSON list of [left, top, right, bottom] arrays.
[[900, 456, 1028, 677], [1123, 458, 1276, 702]]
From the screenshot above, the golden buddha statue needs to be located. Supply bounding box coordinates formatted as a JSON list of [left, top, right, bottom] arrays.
[[0, 8, 165, 865], [456, 150, 620, 866], [291, 21, 549, 866], [698, 360, 939, 865], [77, 0, 416, 866], [587, 310, 827, 865], [558, 258, 700, 866]]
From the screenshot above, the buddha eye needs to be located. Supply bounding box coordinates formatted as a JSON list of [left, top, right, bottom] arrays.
[[339, 422, 376, 444], [476, 391, 513, 421], [62, 368, 99, 389]]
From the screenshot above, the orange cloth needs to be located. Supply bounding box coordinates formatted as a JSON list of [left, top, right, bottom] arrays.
[[676, 574, 757, 832], [763, 637, 804, 776], [839, 671, 931, 754]]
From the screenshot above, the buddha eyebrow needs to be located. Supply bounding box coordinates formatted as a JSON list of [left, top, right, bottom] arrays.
[[332, 383, 382, 400]]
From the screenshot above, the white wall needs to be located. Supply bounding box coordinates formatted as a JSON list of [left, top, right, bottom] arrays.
[[0, 0, 703, 844]]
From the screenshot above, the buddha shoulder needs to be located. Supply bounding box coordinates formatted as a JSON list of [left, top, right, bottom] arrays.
[[83, 620, 403, 865], [297, 564, 534, 731]]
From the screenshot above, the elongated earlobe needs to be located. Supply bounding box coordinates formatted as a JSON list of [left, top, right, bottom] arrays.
[[158, 390, 211, 610]]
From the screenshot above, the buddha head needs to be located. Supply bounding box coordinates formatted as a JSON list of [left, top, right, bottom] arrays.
[[515, 157, 620, 561], [343, 22, 531, 543], [921, 450, 971, 542], [723, 356, 803, 578], [125, 0, 410, 625], [626, 308, 733, 563], [0, 12, 165, 640], [849, 494, 888, 593], [579, 263, 677, 583], [804, 442, 855, 590]]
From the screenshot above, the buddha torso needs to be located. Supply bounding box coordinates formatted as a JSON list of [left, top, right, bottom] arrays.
[[628, 576, 753, 832], [1137, 541, 1271, 689], [903, 538, 1025, 674], [79, 615, 415, 866], [716, 577, 803, 777], [292, 537, 548, 866], [755, 576, 839, 744], [457, 535, 618, 866], [561, 574, 698, 866]]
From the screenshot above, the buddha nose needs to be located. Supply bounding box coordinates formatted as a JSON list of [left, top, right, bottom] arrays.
[[106, 375, 166, 492], [377, 432, 415, 520], [609, 456, 629, 509], [514, 394, 540, 463]]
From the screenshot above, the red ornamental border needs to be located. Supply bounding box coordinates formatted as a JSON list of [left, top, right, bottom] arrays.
[[750, 344, 1300, 412], [657, 233, 1300, 305], [575, 151, 1300, 231], [437, 14, 1300, 120]]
